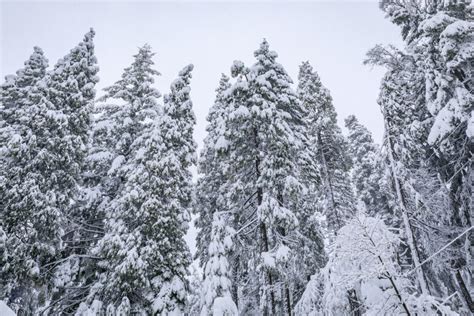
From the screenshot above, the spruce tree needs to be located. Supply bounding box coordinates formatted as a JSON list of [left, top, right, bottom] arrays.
[[297, 61, 355, 234], [0, 46, 50, 314], [200, 213, 238, 316], [0, 29, 99, 314], [297, 61, 360, 314], [80, 44, 162, 313], [42, 29, 99, 314], [220, 40, 306, 315], [344, 115, 395, 222], [150, 64, 195, 313], [195, 74, 232, 269], [86, 61, 195, 314]]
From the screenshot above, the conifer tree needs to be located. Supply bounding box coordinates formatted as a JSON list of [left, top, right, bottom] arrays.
[[373, 2, 473, 311], [41, 29, 100, 314], [297, 61, 355, 235], [77, 44, 162, 313], [414, 10, 473, 309], [85, 61, 195, 314], [200, 213, 238, 316], [0, 46, 50, 314], [297, 61, 360, 314], [211, 40, 307, 315], [0, 29, 99, 314], [150, 64, 196, 314], [195, 74, 232, 268], [344, 115, 395, 222]]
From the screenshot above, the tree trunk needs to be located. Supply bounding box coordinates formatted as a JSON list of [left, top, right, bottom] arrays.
[[347, 289, 361, 316], [255, 127, 276, 315], [383, 114, 429, 295], [317, 133, 342, 232], [454, 269, 474, 313], [285, 285, 292, 316]]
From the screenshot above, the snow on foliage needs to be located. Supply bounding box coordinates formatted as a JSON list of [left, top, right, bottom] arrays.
[[297, 214, 456, 315]]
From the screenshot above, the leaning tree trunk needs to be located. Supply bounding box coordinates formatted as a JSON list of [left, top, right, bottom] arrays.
[[383, 114, 429, 295], [318, 133, 361, 315]]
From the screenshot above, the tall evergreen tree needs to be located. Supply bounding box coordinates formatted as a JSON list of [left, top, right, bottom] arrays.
[[297, 61, 360, 314], [373, 1, 473, 311], [78, 44, 162, 313], [0, 47, 50, 314], [200, 213, 238, 316], [83, 60, 195, 314], [344, 115, 395, 222], [211, 40, 307, 315], [0, 29, 99, 314], [42, 29, 100, 314], [297, 61, 355, 235], [151, 64, 196, 313], [195, 74, 232, 269]]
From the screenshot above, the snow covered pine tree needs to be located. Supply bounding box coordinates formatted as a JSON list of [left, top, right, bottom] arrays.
[[1, 29, 99, 314]]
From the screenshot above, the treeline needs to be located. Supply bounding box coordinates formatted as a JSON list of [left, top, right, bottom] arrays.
[[1, 0, 473, 315], [0, 32, 195, 314]]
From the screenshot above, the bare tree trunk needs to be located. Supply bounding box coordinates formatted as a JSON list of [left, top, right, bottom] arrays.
[[454, 268, 474, 313], [285, 285, 292, 316], [317, 133, 342, 233], [383, 114, 429, 295], [255, 127, 276, 315], [347, 289, 361, 316], [318, 133, 361, 314]]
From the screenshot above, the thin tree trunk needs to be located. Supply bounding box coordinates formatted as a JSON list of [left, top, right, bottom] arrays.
[[231, 254, 239, 309], [318, 133, 360, 314], [383, 114, 429, 295], [454, 269, 474, 313], [317, 133, 342, 232], [347, 289, 361, 316], [365, 227, 412, 315], [255, 127, 276, 315], [285, 285, 292, 316]]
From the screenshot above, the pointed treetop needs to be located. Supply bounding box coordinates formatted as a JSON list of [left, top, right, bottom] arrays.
[[344, 114, 358, 127], [298, 61, 322, 88], [299, 60, 313, 72], [84, 27, 95, 42], [100, 44, 161, 102], [178, 63, 193, 81], [15, 46, 49, 83], [254, 38, 278, 62], [345, 114, 374, 142], [167, 64, 193, 98], [216, 73, 230, 93], [32, 46, 45, 56], [130, 44, 160, 76]]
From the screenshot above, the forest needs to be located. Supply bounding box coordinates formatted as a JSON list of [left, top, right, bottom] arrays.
[[0, 0, 472, 315]]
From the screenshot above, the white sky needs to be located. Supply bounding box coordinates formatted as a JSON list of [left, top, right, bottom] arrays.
[[1, 0, 404, 254], [1, 0, 403, 145]]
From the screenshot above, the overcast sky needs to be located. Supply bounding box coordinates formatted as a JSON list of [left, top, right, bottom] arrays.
[[1, 0, 404, 145]]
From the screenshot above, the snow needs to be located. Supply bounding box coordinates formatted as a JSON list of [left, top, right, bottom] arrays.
[[214, 135, 229, 150], [0, 301, 15, 316], [108, 155, 125, 174], [421, 12, 455, 32], [441, 20, 473, 38], [229, 106, 250, 119], [261, 251, 275, 268], [211, 297, 238, 316], [467, 111, 474, 138]]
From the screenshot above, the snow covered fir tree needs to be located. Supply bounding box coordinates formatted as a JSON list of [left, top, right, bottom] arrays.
[[0, 0, 473, 315]]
